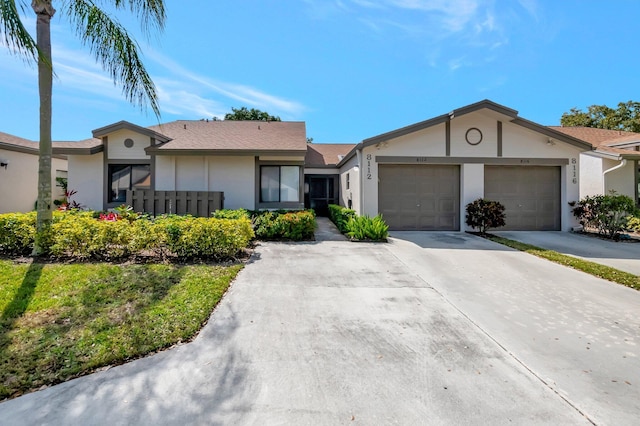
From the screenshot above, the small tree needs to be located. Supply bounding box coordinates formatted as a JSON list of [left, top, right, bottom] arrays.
[[465, 198, 506, 234], [572, 192, 638, 239]]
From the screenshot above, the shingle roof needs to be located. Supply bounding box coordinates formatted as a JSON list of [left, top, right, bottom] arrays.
[[550, 126, 640, 158], [549, 126, 637, 147], [305, 143, 356, 167], [0, 131, 39, 151], [147, 120, 307, 153], [0, 131, 69, 158]]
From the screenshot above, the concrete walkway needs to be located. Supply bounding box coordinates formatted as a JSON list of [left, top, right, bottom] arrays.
[[494, 231, 640, 275], [0, 225, 592, 424]]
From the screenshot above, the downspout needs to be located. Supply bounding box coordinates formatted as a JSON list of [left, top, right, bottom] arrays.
[[602, 159, 627, 193]]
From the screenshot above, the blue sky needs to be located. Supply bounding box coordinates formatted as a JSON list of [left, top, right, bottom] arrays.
[[1, 0, 639, 143]]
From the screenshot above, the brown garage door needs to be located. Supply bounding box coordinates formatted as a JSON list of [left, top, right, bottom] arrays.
[[379, 164, 460, 230], [484, 166, 560, 231]]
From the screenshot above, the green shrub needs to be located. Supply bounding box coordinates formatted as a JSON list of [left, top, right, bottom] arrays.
[[0, 212, 37, 255], [212, 208, 250, 220], [572, 192, 639, 239], [0, 211, 254, 260], [626, 216, 640, 232], [328, 204, 357, 233], [345, 215, 389, 241], [252, 210, 316, 241], [49, 212, 136, 259], [155, 216, 254, 259], [465, 198, 506, 234]]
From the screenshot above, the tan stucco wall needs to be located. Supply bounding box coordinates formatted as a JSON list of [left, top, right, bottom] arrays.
[[68, 154, 103, 211], [0, 149, 67, 213]]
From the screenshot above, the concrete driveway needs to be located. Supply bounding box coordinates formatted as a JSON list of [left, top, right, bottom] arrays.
[[1, 224, 638, 425], [494, 231, 640, 275]]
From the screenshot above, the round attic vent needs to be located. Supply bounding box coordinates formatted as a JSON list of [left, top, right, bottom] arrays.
[[124, 138, 134, 148]]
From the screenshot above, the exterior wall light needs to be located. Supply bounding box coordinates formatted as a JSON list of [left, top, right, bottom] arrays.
[[0, 159, 8, 169]]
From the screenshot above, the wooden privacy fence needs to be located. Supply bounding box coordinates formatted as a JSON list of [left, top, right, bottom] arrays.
[[126, 190, 224, 217]]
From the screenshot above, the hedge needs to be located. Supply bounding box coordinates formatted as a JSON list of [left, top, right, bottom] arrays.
[[0, 211, 254, 260], [251, 210, 316, 240]]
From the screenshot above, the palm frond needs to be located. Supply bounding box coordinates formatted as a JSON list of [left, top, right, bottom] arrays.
[[92, 0, 165, 34], [0, 0, 38, 61], [65, 0, 162, 118]]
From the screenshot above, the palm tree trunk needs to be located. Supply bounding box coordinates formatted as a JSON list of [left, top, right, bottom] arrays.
[[32, 0, 56, 256]]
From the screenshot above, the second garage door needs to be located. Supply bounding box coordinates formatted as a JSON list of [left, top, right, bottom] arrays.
[[379, 164, 460, 230], [484, 166, 561, 231]]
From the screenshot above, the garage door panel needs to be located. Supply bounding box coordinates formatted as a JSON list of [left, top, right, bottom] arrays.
[[379, 164, 460, 231], [485, 166, 560, 231]]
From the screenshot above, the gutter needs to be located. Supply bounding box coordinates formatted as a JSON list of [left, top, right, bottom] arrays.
[[602, 159, 627, 192]]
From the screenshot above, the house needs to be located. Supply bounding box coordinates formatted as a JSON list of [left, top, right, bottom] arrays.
[[0, 131, 67, 214], [335, 100, 594, 231], [53, 120, 309, 214], [51, 99, 605, 231], [551, 126, 640, 206]]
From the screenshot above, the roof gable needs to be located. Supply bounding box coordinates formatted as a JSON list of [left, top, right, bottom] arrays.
[[92, 120, 171, 142], [305, 143, 356, 167]]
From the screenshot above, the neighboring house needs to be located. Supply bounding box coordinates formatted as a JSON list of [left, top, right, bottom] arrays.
[[336, 100, 593, 231], [551, 126, 640, 206], [0, 131, 67, 214]]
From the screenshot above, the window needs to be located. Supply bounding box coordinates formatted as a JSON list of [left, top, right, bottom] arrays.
[[108, 164, 150, 203], [346, 173, 350, 190], [260, 166, 300, 202]]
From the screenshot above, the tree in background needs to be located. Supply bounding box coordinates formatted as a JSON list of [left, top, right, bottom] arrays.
[[224, 107, 281, 121], [561, 101, 640, 132], [1, 0, 165, 254]]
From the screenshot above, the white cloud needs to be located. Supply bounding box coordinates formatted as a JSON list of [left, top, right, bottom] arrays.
[[145, 50, 307, 118]]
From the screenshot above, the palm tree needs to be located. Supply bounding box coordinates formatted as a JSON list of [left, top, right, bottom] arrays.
[[1, 0, 165, 254]]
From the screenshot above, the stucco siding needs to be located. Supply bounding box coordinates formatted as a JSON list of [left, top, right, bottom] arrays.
[[579, 153, 604, 197], [208, 156, 255, 210], [339, 154, 360, 213], [68, 154, 103, 211], [0, 150, 67, 213], [604, 160, 635, 199], [502, 122, 579, 159], [155, 156, 176, 190], [107, 129, 151, 160], [450, 115, 498, 157], [175, 157, 206, 191], [460, 164, 484, 231], [371, 124, 447, 157]]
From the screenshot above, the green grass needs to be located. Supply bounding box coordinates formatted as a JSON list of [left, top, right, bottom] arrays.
[[0, 259, 243, 400], [484, 235, 640, 291]]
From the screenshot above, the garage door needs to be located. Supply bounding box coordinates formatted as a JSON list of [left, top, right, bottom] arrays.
[[484, 166, 560, 231], [379, 165, 460, 230]]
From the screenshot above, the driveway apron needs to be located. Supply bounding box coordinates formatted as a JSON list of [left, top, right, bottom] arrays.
[[0, 228, 590, 424], [387, 231, 640, 426]]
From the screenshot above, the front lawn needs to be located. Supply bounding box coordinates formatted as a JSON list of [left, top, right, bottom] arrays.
[[0, 259, 242, 400]]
